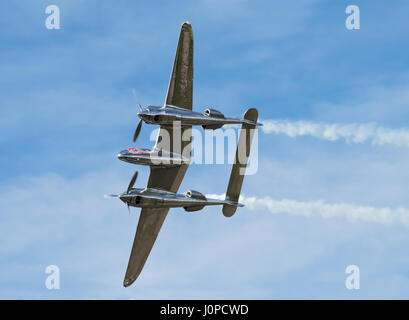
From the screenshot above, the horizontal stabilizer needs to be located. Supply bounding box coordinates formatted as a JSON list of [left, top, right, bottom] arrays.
[[223, 108, 258, 217]]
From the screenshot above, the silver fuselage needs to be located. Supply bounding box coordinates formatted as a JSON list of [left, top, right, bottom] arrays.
[[117, 148, 189, 167]]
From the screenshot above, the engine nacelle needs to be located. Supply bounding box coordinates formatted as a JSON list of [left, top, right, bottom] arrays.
[[202, 124, 223, 130], [203, 108, 225, 119], [185, 190, 206, 200], [184, 205, 205, 212]]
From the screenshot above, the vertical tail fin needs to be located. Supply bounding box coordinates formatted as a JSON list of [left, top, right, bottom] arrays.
[[222, 108, 259, 217]]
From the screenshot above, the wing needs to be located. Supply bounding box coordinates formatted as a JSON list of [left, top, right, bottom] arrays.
[[148, 21, 194, 190], [123, 167, 190, 288], [146, 20, 194, 190], [123, 162, 189, 287], [165, 21, 193, 110], [123, 207, 169, 287], [123, 22, 194, 286]]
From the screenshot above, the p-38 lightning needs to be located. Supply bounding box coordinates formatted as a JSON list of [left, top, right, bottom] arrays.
[[107, 21, 260, 287]]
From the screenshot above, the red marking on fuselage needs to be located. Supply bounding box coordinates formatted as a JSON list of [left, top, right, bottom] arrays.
[[128, 147, 151, 155]]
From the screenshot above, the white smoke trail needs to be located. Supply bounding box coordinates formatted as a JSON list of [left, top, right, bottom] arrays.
[[262, 120, 409, 148], [207, 194, 409, 227]]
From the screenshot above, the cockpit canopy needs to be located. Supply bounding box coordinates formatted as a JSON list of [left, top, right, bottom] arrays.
[[127, 147, 151, 155]]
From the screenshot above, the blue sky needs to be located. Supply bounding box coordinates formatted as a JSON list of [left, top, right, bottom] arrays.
[[2, 0, 409, 299]]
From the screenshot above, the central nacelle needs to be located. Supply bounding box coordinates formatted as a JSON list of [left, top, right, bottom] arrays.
[[118, 148, 189, 167]]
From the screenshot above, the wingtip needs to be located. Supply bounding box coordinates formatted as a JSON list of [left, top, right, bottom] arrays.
[[181, 21, 193, 32], [123, 277, 136, 288]]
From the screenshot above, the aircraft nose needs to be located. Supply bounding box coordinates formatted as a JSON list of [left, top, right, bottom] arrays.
[[137, 112, 153, 122], [119, 195, 128, 204], [117, 150, 129, 160]]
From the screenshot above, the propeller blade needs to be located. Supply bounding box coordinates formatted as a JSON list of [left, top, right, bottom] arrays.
[[133, 119, 143, 142], [131, 89, 143, 112], [127, 171, 138, 194]]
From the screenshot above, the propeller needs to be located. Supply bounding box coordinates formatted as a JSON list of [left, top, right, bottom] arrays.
[[126, 170, 138, 213], [133, 119, 143, 142], [105, 171, 138, 213], [131, 89, 144, 143], [127, 170, 138, 194]]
